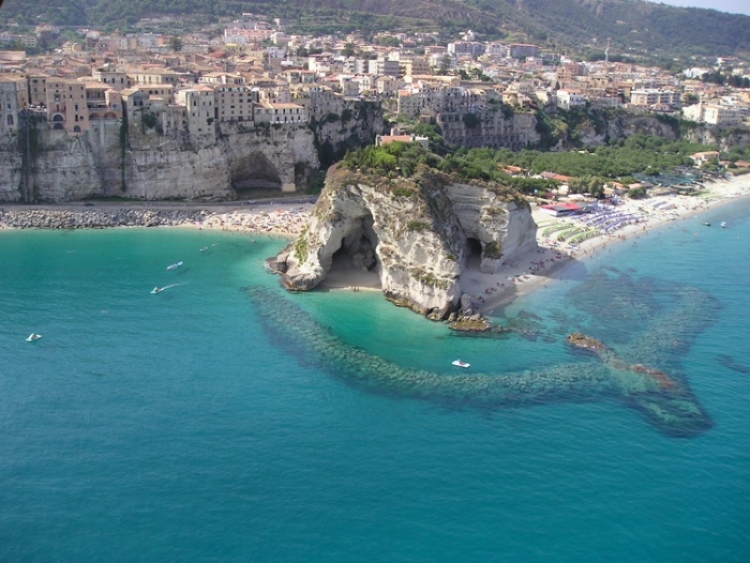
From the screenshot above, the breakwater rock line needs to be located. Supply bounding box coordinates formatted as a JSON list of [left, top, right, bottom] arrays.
[[247, 286, 712, 437], [0, 208, 206, 230]]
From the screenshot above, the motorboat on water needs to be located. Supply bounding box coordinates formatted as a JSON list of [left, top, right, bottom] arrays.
[[452, 359, 470, 368], [721, 221, 727, 228], [166, 261, 183, 270], [151, 286, 163, 294], [26, 333, 42, 342]]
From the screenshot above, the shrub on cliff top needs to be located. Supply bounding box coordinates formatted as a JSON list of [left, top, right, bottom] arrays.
[[343, 142, 441, 178]]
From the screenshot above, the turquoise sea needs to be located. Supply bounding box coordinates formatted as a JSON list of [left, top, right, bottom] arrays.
[[1, 200, 749, 562]]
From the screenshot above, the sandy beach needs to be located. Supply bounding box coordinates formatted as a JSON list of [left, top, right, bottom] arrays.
[[3, 174, 749, 309], [461, 173, 750, 314], [185, 202, 313, 236], [305, 173, 750, 307]]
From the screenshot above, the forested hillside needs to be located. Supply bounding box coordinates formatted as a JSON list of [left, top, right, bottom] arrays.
[[2, 0, 749, 58]]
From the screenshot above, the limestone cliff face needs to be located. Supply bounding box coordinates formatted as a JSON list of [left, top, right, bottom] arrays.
[[683, 126, 750, 152], [0, 120, 319, 203], [310, 100, 388, 167], [569, 114, 680, 149], [270, 166, 537, 319]]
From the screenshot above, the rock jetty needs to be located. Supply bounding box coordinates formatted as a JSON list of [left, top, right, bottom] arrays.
[[0, 208, 206, 230]]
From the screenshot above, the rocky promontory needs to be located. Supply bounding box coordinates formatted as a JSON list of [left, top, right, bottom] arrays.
[[268, 162, 538, 320]]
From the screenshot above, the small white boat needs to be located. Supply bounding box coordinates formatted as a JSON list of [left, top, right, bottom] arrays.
[[452, 359, 470, 368], [721, 221, 727, 228], [151, 286, 163, 294], [166, 261, 183, 270], [26, 333, 42, 342]]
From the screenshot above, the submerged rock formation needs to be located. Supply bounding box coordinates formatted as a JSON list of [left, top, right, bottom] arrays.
[[247, 285, 713, 437], [269, 164, 537, 319]]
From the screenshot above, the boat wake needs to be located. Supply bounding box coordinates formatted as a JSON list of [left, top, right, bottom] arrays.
[[151, 283, 183, 294]]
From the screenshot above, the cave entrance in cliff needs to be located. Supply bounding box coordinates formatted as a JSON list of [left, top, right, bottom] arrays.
[[231, 152, 282, 196], [465, 237, 483, 271], [326, 213, 382, 290]]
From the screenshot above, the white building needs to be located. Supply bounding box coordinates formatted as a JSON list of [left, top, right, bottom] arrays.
[[253, 102, 308, 124], [556, 89, 585, 109], [703, 104, 742, 126], [630, 88, 680, 107]]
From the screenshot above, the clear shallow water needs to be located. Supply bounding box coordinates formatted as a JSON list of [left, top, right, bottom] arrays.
[[1, 203, 749, 562]]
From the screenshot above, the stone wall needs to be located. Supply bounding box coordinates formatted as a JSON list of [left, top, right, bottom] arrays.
[[0, 207, 205, 229]]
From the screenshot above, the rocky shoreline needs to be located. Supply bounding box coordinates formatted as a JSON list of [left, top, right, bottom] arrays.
[[0, 208, 207, 230]]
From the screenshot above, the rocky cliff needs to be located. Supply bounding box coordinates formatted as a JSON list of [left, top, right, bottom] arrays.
[[310, 100, 389, 167], [269, 165, 537, 319], [0, 119, 319, 203], [540, 108, 750, 151]]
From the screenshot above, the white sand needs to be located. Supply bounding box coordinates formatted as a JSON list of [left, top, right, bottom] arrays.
[[462, 174, 750, 314], [185, 202, 314, 237], [187, 174, 750, 310]]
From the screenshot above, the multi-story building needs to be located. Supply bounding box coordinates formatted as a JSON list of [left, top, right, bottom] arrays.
[[135, 84, 175, 104], [447, 41, 486, 58], [176, 85, 216, 138], [214, 85, 256, 122], [396, 89, 423, 119], [556, 89, 586, 109], [45, 78, 89, 133], [703, 104, 742, 126], [199, 72, 246, 87], [253, 102, 308, 124], [82, 81, 121, 120], [556, 63, 585, 87], [129, 69, 180, 87], [486, 43, 507, 59], [367, 57, 401, 77], [339, 76, 360, 98], [0, 75, 27, 133], [506, 44, 540, 59], [630, 88, 680, 107], [92, 68, 133, 91], [27, 73, 48, 107], [401, 57, 431, 77]]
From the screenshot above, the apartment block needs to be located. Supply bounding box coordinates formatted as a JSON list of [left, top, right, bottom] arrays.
[[0, 75, 27, 133], [253, 102, 308, 124], [45, 78, 89, 133]]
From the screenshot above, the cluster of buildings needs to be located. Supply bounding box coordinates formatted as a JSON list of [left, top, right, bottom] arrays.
[[0, 13, 749, 145]]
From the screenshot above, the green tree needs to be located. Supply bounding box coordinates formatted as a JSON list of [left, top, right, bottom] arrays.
[[438, 55, 452, 75], [169, 35, 183, 52]]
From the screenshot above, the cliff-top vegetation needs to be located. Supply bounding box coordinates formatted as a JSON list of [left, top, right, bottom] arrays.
[[342, 134, 719, 200]]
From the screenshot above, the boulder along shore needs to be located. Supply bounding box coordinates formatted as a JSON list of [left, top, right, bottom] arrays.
[[0, 208, 206, 229], [0, 203, 312, 236]]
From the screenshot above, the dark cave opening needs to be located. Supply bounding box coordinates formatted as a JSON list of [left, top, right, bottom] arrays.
[[231, 152, 282, 194], [465, 237, 483, 269], [326, 214, 382, 288]]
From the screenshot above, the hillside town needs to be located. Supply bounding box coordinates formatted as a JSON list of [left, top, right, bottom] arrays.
[[1, 12, 749, 147]]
